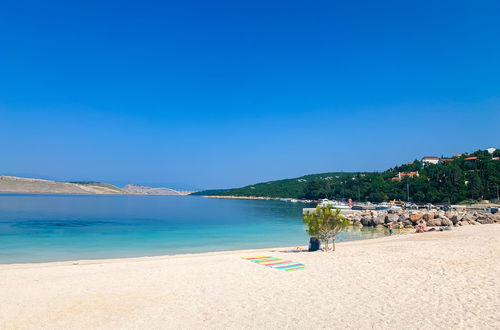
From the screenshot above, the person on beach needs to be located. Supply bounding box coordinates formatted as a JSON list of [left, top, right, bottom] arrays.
[[388, 223, 394, 235], [416, 220, 427, 233]]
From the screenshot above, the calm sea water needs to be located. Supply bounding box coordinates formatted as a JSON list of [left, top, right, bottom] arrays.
[[0, 194, 387, 263]]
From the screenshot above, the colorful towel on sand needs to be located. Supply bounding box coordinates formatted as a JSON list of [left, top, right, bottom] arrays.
[[241, 256, 306, 271]]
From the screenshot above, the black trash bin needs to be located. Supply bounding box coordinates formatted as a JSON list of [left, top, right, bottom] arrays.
[[308, 237, 320, 252]]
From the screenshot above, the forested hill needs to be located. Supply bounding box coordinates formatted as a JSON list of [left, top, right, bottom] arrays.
[[199, 148, 500, 204]]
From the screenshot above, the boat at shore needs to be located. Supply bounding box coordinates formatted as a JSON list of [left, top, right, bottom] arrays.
[[375, 201, 402, 210], [318, 199, 351, 209]]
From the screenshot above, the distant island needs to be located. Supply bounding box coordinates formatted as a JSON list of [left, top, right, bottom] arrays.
[[0, 176, 195, 196], [195, 148, 500, 204]]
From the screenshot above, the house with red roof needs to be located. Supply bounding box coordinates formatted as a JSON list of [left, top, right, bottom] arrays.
[[392, 171, 420, 181], [421, 156, 439, 165]]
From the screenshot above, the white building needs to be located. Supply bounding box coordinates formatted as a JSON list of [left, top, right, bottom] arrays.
[[421, 156, 440, 165], [487, 147, 496, 154]]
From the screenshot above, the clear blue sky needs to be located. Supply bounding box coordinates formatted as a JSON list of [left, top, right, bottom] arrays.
[[1, 0, 499, 189]]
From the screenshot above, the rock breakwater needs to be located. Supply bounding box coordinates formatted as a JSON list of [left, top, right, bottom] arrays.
[[343, 209, 500, 229]]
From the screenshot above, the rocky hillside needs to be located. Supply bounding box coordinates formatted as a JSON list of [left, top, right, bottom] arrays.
[[0, 176, 195, 196], [0, 176, 123, 194]]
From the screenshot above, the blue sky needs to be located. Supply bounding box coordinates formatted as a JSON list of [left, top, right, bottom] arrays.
[[1, 0, 499, 189]]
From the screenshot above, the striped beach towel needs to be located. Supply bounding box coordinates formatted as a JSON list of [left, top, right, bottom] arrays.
[[241, 256, 306, 271]]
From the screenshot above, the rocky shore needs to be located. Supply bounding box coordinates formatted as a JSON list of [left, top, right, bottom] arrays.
[[343, 209, 500, 229]]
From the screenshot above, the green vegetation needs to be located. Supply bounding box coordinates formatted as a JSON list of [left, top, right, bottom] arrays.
[[190, 189, 228, 196], [202, 148, 500, 203], [303, 205, 349, 251]]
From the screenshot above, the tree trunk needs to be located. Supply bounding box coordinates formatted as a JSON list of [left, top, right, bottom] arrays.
[[331, 236, 336, 251], [323, 236, 329, 251]]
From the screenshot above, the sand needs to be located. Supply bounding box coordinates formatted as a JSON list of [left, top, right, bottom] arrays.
[[0, 225, 499, 329]]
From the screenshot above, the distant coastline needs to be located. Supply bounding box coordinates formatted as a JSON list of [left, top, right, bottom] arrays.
[[0, 176, 195, 196], [199, 147, 500, 205], [204, 195, 282, 201]]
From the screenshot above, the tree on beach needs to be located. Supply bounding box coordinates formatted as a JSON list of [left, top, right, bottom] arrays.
[[303, 205, 349, 251]]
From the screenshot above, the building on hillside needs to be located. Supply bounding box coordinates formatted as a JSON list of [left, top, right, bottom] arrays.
[[392, 171, 419, 181], [421, 156, 439, 165], [440, 158, 454, 163], [487, 147, 496, 154], [492, 157, 499, 161], [452, 154, 462, 158], [464, 156, 478, 161]]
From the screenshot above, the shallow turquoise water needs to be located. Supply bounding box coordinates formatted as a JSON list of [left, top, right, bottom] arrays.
[[0, 194, 387, 263]]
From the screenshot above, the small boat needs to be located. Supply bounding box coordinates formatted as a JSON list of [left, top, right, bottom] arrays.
[[318, 199, 351, 209], [376, 202, 402, 210], [376, 202, 391, 210]]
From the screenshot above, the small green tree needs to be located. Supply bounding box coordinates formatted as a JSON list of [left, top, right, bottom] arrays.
[[303, 205, 349, 251], [327, 207, 350, 251]]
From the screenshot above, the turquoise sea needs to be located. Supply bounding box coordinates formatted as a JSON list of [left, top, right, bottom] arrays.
[[0, 194, 388, 263]]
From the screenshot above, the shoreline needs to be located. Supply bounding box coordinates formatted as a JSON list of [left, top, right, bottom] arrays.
[[0, 227, 443, 269], [1, 224, 498, 329], [204, 195, 284, 200]]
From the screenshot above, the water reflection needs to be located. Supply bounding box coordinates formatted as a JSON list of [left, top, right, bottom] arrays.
[[339, 226, 388, 242]]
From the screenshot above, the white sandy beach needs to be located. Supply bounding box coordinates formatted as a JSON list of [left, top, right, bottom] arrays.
[[1, 225, 499, 330]]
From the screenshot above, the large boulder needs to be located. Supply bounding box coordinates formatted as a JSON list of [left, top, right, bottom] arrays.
[[445, 211, 457, 219], [456, 212, 466, 222], [450, 215, 460, 225], [385, 214, 399, 223], [410, 213, 422, 222], [476, 216, 494, 224], [373, 215, 386, 226], [427, 218, 442, 227], [423, 213, 434, 221], [440, 216, 453, 227], [402, 219, 413, 227], [462, 213, 476, 223], [361, 215, 373, 226]]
